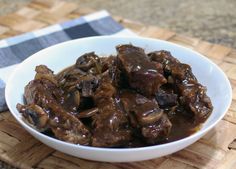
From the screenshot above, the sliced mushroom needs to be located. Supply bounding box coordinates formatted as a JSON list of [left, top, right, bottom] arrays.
[[77, 107, 99, 118], [16, 103, 49, 130], [74, 90, 80, 106]]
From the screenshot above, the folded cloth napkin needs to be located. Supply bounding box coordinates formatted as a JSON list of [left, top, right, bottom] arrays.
[[0, 10, 136, 112]]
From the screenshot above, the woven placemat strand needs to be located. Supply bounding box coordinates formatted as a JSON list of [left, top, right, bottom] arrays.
[[0, 0, 236, 169]]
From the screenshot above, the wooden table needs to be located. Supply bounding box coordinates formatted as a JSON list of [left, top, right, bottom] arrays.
[[0, 0, 235, 168]]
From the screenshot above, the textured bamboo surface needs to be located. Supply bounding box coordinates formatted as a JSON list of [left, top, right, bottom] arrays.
[[0, 0, 235, 169]]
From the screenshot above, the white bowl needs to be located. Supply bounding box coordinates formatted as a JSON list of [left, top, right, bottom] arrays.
[[5, 36, 232, 162]]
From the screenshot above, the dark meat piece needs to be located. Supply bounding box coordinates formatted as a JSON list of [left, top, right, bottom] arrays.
[[142, 114, 172, 144], [148, 51, 213, 122], [120, 90, 172, 144], [148, 50, 179, 66], [92, 75, 132, 147], [156, 88, 178, 108], [117, 44, 167, 96], [76, 52, 102, 74], [24, 79, 63, 106], [92, 98, 132, 147], [100, 56, 116, 73], [178, 84, 212, 121], [121, 91, 164, 126], [22, 66, 91, 145]]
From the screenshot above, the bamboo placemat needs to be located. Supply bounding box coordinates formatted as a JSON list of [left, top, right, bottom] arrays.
[[0, 0, 235, 169]]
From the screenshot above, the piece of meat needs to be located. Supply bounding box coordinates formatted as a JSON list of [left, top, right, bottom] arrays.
[[120, 90, 172, 144], [142, 114, 172, 144], [92, 98, 132, 147], [148, 50, 180, 65], [121, 90, 164, 126], [23, 67, 91, 145], [148, 51, 213, 122], [117, 44, 167, 96], [155, 88, 178, 108], [178, 84, 212, 121], [92, 75, 132, 147], [100, 56, 116, 73]]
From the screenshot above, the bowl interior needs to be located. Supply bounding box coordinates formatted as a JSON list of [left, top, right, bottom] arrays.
[[5, 36, 232, 162]]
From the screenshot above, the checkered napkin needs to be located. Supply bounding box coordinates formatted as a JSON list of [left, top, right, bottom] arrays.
[[0, 10, 136, 112]]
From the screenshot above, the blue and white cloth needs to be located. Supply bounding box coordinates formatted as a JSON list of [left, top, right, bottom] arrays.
[[0, 10, 135, 111]]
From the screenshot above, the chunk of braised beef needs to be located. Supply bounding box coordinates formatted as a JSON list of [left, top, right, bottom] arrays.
[[156, 89, 178, 108], [117, 44, 167, 96], [100, 56, 116, 73], [148, 50, 180, 65], [148, 51, 213, 122], [142, 114, 172, 144], [92, 98, 132, 147], [120, 90, 172, 144], [121, 90, 164, 126], [91, 75, 132, 147], [178, 83, 213, 122]]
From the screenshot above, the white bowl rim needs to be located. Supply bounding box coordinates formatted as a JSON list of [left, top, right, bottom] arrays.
[[5, 35, 232, 153]]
